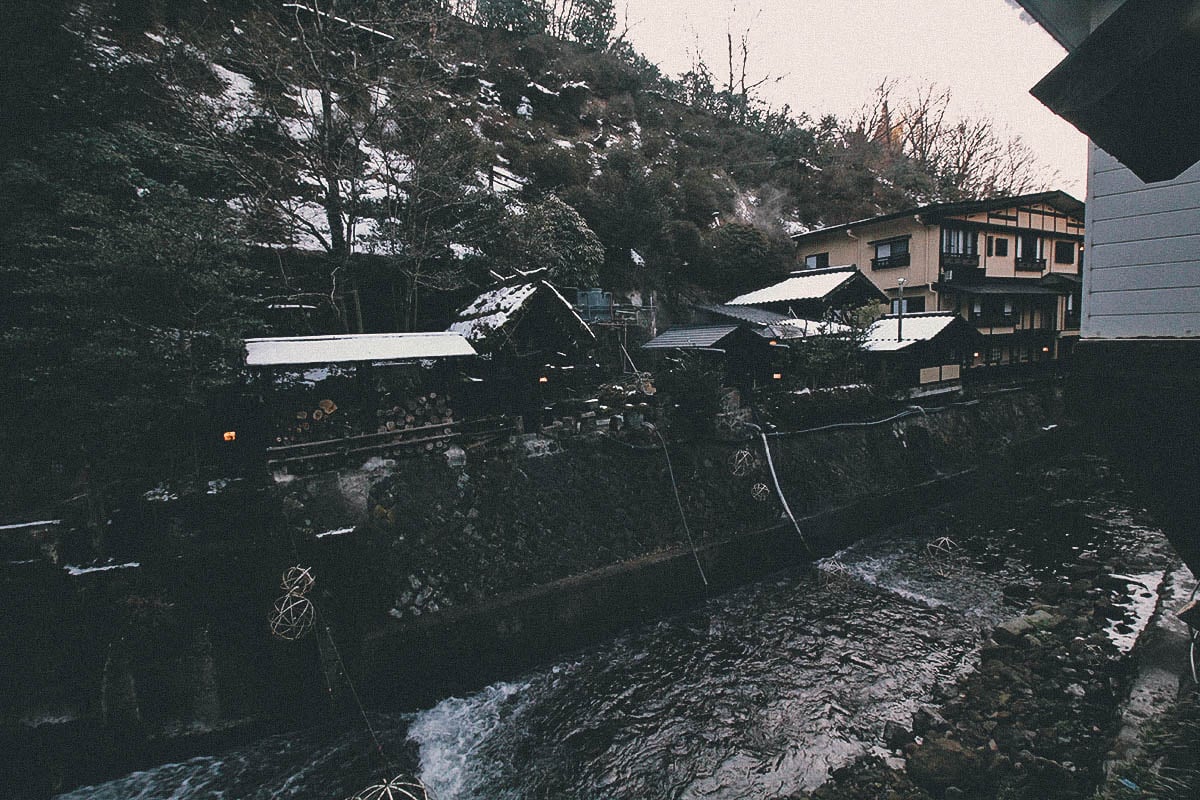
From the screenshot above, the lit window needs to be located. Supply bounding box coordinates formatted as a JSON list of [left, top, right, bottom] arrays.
[[941, 227, 978, 255]]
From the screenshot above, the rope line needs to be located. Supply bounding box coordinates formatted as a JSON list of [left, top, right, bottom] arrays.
[[755, 429, 813, 555], [282, 528, 393, 770], [319, 614, 393, 768], [653, 427, 709, 590]]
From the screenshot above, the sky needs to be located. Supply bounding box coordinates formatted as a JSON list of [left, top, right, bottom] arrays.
[[618, 0, 1088, 197]]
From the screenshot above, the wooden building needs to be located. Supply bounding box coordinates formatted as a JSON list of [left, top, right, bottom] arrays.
[[723, 265, 887, 320], [790, 193, 1085, 367], [447, 275, 597, 424], [1015, 0, 1200, 572], [861, 312, 980, 394]]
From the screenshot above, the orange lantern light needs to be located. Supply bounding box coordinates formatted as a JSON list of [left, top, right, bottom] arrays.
[[772, 372, 783, 380], [223, 431, 237, 442], [538, 376, 549, 383]]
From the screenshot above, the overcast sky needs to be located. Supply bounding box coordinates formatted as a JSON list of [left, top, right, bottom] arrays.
[[618, 0, 1088, 197]]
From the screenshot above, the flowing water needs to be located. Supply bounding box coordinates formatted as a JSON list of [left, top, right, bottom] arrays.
[[58, 454, 1170, 800]]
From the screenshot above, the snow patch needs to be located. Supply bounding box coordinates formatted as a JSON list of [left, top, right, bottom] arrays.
[[316, 526, 355, 539], [450, 243, 482, 260], [65, 561, 140, 576], [0, 519, 62, 532], [1103, 571, 1165, 654]]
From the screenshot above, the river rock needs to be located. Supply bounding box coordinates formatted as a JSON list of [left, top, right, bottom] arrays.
[[906, 737, 983, 793], [912, 704, 948, 735], [884, 720, 913, 750]]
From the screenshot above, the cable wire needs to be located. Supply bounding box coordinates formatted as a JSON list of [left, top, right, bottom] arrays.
[[652, 427, 709, 590]]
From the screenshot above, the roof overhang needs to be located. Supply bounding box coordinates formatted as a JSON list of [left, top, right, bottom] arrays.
[[1023, 0, 1200, 182], [245, 332, 476, 366], [1011, 0, 1100, 50], [935, 283, 1064, 296]]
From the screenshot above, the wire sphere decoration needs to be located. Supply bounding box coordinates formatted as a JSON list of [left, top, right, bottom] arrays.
[[728, 448, 755, 477], [819, 559, 854, 589], [349, 775, 429, 800], [281, 565, 316, 596], [269, 592, 315, 641], [751, 482, 771, 502], [925, 536, 963, 578]]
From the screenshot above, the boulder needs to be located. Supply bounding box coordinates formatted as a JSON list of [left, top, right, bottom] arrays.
[[907, 737, 984, 793]]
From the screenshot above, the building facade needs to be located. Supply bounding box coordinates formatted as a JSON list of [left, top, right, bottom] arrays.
[[1015, 0, 1200, 572], [790, 192, 1085, 367]]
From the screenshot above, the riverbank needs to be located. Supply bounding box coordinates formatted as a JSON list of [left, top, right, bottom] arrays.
[[790, 464, 1195, 800], [1, 387, 1066, 797]]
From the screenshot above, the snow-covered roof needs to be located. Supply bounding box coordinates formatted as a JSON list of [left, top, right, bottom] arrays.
[[245, 332, 476, 366], [769, 318, 851, 340], [863, 313, 962, 352], [726, 267, 858, 306], [448, 280, 594, 344]]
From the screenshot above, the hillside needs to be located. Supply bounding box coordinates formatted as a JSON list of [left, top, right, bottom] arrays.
[[0, 0, 1036, 508]]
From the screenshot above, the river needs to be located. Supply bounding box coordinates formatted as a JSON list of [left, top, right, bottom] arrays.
[[58, 453, 1169, 799]]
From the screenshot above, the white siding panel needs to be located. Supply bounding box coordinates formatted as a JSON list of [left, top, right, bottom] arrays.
[[1088, 262, 1200, 292], [1092, 164, 1200, 199], [1090, 181, 1200, 220], [1089, 207, 1200, 245], [1083, 140, 1200, 340], [1088, 286, 1200, 316], [1087, 312, 1200, 339], [1089, 234, 1200, 270]]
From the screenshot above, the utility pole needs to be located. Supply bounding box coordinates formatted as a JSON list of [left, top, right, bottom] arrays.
[[897, 277, 907, 341]]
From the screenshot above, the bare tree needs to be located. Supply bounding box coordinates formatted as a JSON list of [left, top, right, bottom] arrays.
[[847, 80, 1056, 201], [179, 0, 507, 330]]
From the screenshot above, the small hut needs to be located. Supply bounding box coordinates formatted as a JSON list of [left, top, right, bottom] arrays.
[[862, 312, 979, 393], [447, 271, 596, 422], [642, 323, 777, 389], [239, 332, 478, 472], [724, 265, 886, 319]]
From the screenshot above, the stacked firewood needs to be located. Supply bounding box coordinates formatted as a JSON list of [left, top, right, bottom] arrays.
[[376, 393, 456, 451], [275, 399, 344, 445]]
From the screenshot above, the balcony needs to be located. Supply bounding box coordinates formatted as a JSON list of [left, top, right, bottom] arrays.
[[940, 265, 986, 285], [940, 252, 980, 269], [871, 252, 910, 269], [1014, 257, 1046, 272]]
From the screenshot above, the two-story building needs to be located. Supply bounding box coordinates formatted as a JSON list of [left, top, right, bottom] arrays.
[[790, 192, 1085, 367]]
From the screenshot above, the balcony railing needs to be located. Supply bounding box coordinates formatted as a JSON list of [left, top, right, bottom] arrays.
[[1014, 257, 1046, 272], [940, 252, 980, 269], [940, 266, 986, 284], [871, 252, 910, 269]]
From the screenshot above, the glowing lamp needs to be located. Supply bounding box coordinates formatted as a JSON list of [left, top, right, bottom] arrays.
[[538, 376, 549, 383], [772, 372, 783, 380], [223, 431, 237, 442], [769, 339, 778, 346], [1041, 346, 1050, 353], [972, 352, 980, 359]]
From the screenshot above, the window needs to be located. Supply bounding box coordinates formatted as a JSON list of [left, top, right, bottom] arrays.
[[890, 296, 926, 314], [872, 237, 910, 268], [1054, 241, 1075, 264], [1003, 299, 1014, 317], [971, 298, 983, 318], [994, 238, 1008, 257], [804, 252, 829, 270], [941, 227, 978, 255], [990, 346, 1003, 363], [987, 236, 994, 257], [1015, 232, 1045, 269]]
